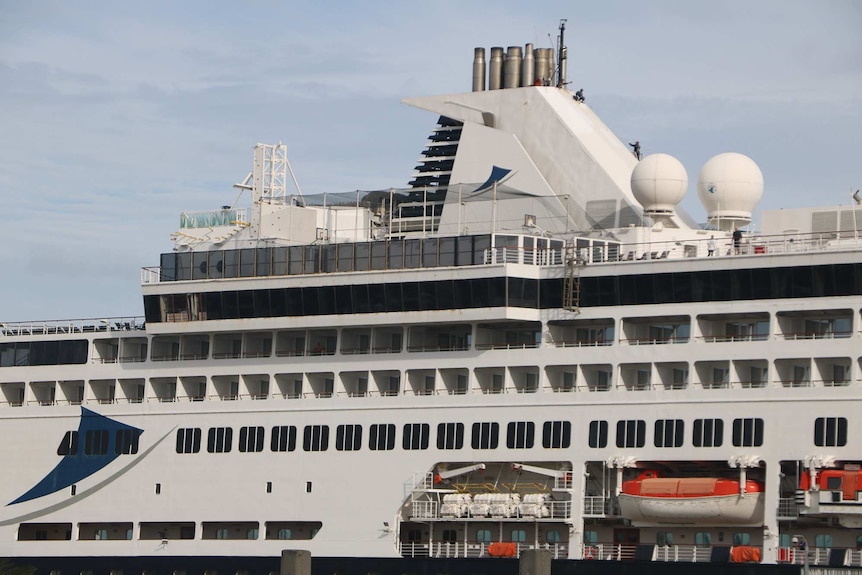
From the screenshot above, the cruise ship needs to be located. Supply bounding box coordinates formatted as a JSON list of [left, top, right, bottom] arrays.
[[2, 26, 861, 574]]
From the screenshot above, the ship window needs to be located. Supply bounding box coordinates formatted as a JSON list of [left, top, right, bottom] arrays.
[[511, 529, 527, 543], [856, 535, 862, 549], [589, 420, 608, 448], [335, 424, 362, 451], [406, 529, 422, 542], [402, 423, 430, 450], [441, 529, 457, 543], [207, 427, 233, 453], [732, 418, 764, 447], [693, 419, 724, 448], [547, 530, 561, 544], [58, 430, 79, 456], [369, 424, 396, 451], [216, 528, 229, 539], [278, 528, 292, 540], [656, 532, 673, 546], [733, 533, 751, 545], [84, 430, 109, 455], [616, 420, 646, 448], [815, 534, 832, 548], [247, 528, 258, 540], [471, 422, 499, 449], [302, 425, 329, 451], [114, 429, 141, 455], [436, 422, 464, 450], [506, 421, 535, 449], [542, 421, 571, 449], [583, 530, 598, 544], [476, 529, 492, 543], [695, 532, 711, 546], [176, 428, 202, 453], [825, 476, 842, 490], [94, 528, 108, 540], [239, 426, 265, 453], [814, 417, 847, 447], [654, 419, 684, 448], [269, 425, 296, 451]]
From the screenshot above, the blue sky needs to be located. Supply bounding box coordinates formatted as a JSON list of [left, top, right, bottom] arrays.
[[1, 1, 860, 322]]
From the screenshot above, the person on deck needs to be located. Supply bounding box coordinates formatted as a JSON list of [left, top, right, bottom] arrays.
[[629, 140, 641, 160]]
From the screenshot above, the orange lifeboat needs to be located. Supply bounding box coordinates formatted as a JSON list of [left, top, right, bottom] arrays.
[[797, 466, 862, 528], [618, 470, 765, 526]]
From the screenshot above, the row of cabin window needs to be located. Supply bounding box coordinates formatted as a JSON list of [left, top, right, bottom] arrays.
[[176, 421, 568, 454], [146, 277, 527, 323], [57, 429, 141, 456], [145, 262, 862, 324], [159, 235, 496, 281], [591, 417, 847, 448], [173, 417, 849, 454], [0, 340, 88, 368]]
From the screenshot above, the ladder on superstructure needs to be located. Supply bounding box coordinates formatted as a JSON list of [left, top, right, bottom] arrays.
[[562, 243, 585, 313]]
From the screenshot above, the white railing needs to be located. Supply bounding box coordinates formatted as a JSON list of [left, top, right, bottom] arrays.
[[0, 316, 145, 336], [400, 541, 567, 559]]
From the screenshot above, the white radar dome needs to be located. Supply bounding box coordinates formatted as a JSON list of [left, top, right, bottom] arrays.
[[697, 152, 763, 229], [630, 153, 688, 214]]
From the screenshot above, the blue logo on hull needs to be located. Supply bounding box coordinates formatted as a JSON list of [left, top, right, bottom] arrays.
[[475, 166, 515, 193], [9, 407, 143, 505]]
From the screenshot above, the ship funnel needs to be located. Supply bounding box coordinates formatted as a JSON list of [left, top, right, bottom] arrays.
[[488, 47, 503, 90], [503, 46, 522, 89], [521, 43, 534, 87], [472, 47, 486, 92]]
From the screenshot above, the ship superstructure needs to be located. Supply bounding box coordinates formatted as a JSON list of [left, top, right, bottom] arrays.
[[2, 26, 862, 573]]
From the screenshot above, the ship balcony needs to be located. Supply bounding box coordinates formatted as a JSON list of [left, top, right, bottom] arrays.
[[92, 338, 119, 364], [151, 336, 180, 361], [469, 367, 540, 395], [543, 366, 578, 393], [338, 371, 370, 397], [406, 369, 438, 396], [0, 382, 24, 407], [274, 329, 337, 357], [776, 310, 853, 341], [578, 365, 613, 392], [547, 319, 614, 348], [406, 324, 472, 352], [618, 364, 652, 391], [696, 313, 769, 343], [340, 328, 372, 355], [474, 321, 541, 351], [620, 316, 690, 346]]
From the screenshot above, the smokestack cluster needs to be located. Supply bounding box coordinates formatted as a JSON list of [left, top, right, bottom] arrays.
[[472, 44, 556, 91]]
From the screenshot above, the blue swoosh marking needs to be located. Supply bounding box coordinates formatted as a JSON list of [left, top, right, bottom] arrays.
[[8, 407, 143, 505], [475, 165, 514, 193]]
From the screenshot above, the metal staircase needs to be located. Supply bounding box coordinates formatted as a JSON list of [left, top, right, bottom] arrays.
[[562, 243, 584, 312]]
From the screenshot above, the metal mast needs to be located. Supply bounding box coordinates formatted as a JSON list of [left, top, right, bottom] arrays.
[[557, 19, 568, 88]]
